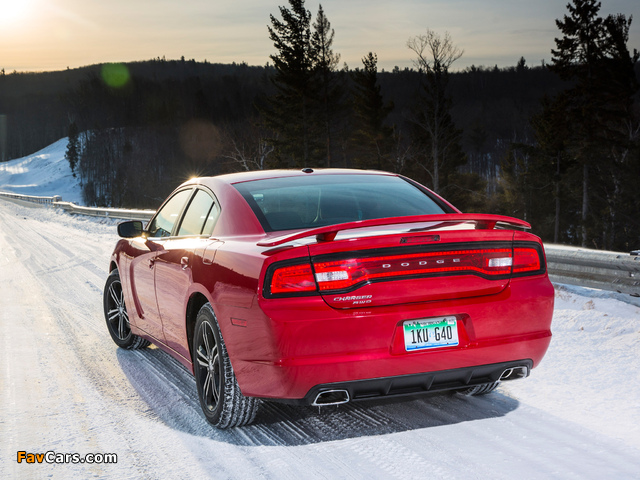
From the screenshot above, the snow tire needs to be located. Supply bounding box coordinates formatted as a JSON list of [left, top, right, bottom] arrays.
[[192, 303, 259, 428], [103, 269, 150, 349]]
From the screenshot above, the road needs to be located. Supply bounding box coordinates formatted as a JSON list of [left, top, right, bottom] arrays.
[[1, 198, 639, 479]]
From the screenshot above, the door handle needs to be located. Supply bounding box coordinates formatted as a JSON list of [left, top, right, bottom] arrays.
[[181, 257, 189, 270]]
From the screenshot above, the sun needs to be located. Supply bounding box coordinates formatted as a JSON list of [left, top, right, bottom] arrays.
[[0, 0, 33, 26]]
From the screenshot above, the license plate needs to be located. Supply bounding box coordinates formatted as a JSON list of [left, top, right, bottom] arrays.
[[403, 316, 459, 351]]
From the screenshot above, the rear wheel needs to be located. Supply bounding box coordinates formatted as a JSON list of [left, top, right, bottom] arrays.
[[458, 381, 500, 396], [103, 270, 150, 349], [192, 303, 259, 428]]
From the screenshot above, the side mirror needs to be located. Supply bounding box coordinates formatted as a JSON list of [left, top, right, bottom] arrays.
[[118, 220, 144, 238]]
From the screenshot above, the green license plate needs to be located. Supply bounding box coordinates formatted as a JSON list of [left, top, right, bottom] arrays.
[[403, 316, 459, 351]]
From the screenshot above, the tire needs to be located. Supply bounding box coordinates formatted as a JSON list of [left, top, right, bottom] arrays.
[[103, 270, 150, 349], [458, 381, 500, 396], [192, 303, 259, 428]]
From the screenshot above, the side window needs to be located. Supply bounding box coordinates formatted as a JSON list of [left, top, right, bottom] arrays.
[[178, 189, 219, 236], [147, 189, 193, 238], [202, 201, 221, 236]]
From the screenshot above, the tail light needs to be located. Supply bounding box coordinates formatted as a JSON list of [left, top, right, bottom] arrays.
[[265, 243, 545, 297], [313, 248, 515, 292], [269, 263, 316, 294], [512, 247, 542, 274]]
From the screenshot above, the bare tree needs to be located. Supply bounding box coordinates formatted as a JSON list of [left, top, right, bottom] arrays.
[[391, 127, 412, 174], [407, 30, 464, 193], [222, 122, 275, 171], [407, 31, 463, 74], [224, 138, 275, 171]]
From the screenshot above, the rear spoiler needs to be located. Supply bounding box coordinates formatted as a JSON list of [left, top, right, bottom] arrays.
[[257, 214, 531, 247]]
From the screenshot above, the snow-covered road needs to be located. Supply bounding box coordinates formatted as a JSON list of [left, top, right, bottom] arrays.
[[1, 198, 639, 479]]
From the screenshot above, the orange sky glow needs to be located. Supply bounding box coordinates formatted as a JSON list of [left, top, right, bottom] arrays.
[[1, 0, 639, 73]]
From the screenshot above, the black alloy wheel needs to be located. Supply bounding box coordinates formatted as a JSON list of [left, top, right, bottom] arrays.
[[103, 270, 149, 349], [194, 318, 222, 414], [192, 303, 259, 428]]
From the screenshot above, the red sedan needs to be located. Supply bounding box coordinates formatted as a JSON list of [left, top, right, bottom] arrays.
[[104, 169, 553, 428]]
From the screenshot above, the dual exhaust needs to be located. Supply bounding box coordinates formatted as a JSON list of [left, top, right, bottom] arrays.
[[312, 389, 350, 406], [500, 365, 529, 381], [311, 364, 529, 406]]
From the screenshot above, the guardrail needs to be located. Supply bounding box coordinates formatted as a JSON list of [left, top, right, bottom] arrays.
[[2, 190, 639, 297], [0, 190, 62, 206], [0, 191, 155, 221], [545, 245, 640, 297], [53, 201, 155, 221]]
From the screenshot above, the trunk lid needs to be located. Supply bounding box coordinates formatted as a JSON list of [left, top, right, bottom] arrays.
[[308, 227, 516, 309], [261, 215, 544, 309]]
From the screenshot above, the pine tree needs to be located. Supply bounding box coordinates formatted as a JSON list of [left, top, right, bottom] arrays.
[[311, 5, 342, 167], [550, 0, 604, 246], [549, 0, 639, 248], [350, 52, 394, 170], [264, 0, 317, 166], [597, 14, 640, 249], [551, 0, 605, 82], [65, 121, 80, 177], [528, 95, 574, 243]]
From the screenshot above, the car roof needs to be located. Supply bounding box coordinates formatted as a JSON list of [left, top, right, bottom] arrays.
[[170, 168, 459, 239], [184, 168, 396, 188]]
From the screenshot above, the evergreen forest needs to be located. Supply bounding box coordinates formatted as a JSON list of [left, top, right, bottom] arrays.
[[0, 0, 638, 251]]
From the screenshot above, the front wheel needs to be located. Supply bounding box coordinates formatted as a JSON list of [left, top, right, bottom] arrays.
[[192, 303, 259, 428], [103, 270, 150, 349]]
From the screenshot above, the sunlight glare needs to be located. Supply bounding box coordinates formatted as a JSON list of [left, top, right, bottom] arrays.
[[0, 0, 32, 26]]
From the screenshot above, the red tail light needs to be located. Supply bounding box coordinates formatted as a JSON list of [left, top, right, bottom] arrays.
[[266, 244, 544, 296], [270, 264, 316, 294], [513, 247, 542, 274], [313, 248, 515, 291]]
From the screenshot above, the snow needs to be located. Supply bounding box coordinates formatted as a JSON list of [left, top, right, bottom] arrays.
[[1, 199, 639, 480], [506, 284, 640, 448], [0, 138, 84, 205], [1, 139, 639, 478]]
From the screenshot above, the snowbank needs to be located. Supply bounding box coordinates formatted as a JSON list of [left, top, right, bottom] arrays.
[[0, 138, 84, 205]]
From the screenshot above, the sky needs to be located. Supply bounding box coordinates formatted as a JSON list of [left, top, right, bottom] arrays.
[[1, 0, 639, 73]]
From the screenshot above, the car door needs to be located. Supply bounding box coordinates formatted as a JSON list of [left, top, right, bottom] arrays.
[[129, 187, 193, 342], [154, 188, 221, 360]]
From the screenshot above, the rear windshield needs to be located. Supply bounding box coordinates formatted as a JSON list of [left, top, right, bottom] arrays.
[[233, 174, 450, 232]]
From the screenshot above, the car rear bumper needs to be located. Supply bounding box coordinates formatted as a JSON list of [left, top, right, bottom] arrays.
[[235, 332, 550, 400], [272, 359, 533, 405], [223, 276, 554, 400]]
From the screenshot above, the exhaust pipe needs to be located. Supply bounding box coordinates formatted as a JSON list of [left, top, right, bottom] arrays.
[[312, 389, 350, 406], [500, 365, 529, 381]]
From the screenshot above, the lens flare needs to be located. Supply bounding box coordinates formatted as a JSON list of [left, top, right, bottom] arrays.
[[101, 63, 130, 88]]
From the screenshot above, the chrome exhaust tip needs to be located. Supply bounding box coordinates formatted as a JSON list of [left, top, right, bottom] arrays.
[[312, 389, 350, 406], [500, 365, 529, 381]]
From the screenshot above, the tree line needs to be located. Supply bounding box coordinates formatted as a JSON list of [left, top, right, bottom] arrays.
[[1, 0, 638, 250], [501, 0, 640, 250]]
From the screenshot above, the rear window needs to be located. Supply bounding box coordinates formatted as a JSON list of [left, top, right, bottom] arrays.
[[233, 174, 449, 232]]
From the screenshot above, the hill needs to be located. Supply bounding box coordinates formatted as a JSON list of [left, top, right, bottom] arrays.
[[0, 137, 83, 204]]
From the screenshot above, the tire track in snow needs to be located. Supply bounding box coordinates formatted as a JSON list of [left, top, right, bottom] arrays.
[[2, 199, 640, 480], [0, 203, 215, 479]]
